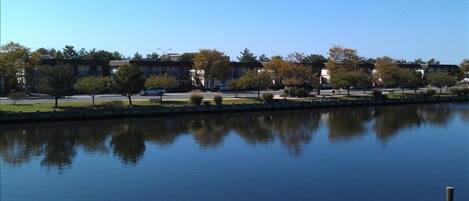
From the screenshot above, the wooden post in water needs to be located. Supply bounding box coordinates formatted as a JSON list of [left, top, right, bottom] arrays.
[[446, 186, 454, 201]]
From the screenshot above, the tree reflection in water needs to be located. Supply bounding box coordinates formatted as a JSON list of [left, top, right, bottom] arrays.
[[0, 103, 466, 169]]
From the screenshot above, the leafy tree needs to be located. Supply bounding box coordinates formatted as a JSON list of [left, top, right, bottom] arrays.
[[180, 52, 197, 62], [37, 66, 75, 107], [326, 45, 361, 73], [144, 74, 180, 101], [193, 49, 230, 87], [303, 54, 328, 63], [237, 70, 273, 99], [146, 52, 159, 60], [258, 54, 270, 62], [330, 70, 370, 95], [85, 49, 124, 60], [132, 52, 143, 60], [62, 45, 79, 59], [0, 42, 30, 93], [460, 59, 469, 75], [286, 52, 306, 63], [237, 48, 257, 62], [112, 64, 144, 105], [413, 58, 426, 64], [229, 79, 242, 98], [74, 76, 108, 106], [427, 72, 457, 94], [427, 58, 440, 65], [373, 57, 401, 87], [400, 70, 422, 93]]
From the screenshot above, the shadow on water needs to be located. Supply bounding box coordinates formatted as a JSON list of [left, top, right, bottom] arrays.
[[0, 103, 468, 170]]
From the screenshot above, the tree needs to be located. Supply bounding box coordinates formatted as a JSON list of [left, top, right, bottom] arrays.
[[237, 70, 273, 99], [112, 64, 144, 105], [413, 58, 426, 64], [132, 52, 143, 60], [373, 57, 401, 87], [74, 76, 107, 106], [330, 70, 370, 95], [228, 79, 242, 98], [400, 70, 422, 93], [37, 66, 75, 107], [286, 52, 306, 63], [193, 49, 230, 87], [85, 49, 124, 60], [146, 52, 159, 60], [326, 45, 361, 73], [144, 74, 180, 101], [460, 59, 469, 75], [258, 54, 270, 62], [0, 42, 30, 93], [237, 48, 257, 62], [303, 54, 328, 63], [427, 58, 440, 65], [62, 45, 79, 59], [427, 72, 457, 94], [180, 52, 197, 62]]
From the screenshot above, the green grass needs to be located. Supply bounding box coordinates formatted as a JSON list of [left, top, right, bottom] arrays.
[[0, 98, 265, 113]]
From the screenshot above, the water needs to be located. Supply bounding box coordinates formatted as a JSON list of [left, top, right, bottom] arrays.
[[1, 103, 468, 201]]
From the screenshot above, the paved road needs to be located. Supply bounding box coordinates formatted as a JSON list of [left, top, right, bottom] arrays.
[[0, 88, 436, 104]]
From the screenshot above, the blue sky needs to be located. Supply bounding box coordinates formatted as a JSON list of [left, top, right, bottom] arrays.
[[1, 0, 468, 63]]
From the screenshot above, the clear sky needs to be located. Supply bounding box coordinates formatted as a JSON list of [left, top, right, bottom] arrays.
[[1, 0, 468, 63]]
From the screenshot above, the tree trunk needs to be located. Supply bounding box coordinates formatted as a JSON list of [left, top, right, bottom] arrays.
[[257, 88, 261, 99], [439, 88, 442, 94], [54, 97, 58, 108], [92, 94, 95, 106], [414, 89, 417, 93], [317, 89, 320, 95], [160, 94, 163, 102], [235, 91, 238, 98], [402, 88, 405, 94], [347, 89, 350, 96], [128, 95, 132, 106]]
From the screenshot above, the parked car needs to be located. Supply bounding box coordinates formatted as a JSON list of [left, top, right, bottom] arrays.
[[139, 88, 166, 96]]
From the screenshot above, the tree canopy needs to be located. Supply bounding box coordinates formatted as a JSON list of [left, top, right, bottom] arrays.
[[74, 76, 108, 105], [112, 64, 144, 105], [37, 66, 75, 107], [427, 72, 457, 93], [237, 48, 257, 62], [193, 49, 230, 84]]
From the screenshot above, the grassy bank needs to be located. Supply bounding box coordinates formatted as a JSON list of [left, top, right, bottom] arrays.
[[0, 98, 264, 113]]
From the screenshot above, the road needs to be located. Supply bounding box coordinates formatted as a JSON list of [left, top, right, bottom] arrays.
[[0, 88, 435, 104]]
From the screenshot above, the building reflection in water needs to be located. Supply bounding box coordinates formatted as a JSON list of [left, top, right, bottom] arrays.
[[0, 103, 467, 169]]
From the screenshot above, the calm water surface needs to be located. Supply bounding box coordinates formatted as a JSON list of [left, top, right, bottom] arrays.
[[1, 103, 468, 201]]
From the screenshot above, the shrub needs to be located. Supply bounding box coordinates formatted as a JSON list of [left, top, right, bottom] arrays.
[[262, 92, 274, 103], [426, 89, 436, 97], [213, 95, 223, 105], [203, 100, 211, 106], [101, 100, 125, 108], [372, 90, 385, 100], [450, 88, 469, 97], [285, 87, 309, 97], [190, 91, 204, 105]]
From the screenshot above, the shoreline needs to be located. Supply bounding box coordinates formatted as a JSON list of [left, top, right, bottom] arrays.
[[1, 96, 468, 124]]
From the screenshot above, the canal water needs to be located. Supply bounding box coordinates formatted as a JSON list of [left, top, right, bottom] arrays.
[[1, 103, 468, 201]]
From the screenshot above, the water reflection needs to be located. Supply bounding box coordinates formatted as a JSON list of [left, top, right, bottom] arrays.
[[1, 103, 467, 168]]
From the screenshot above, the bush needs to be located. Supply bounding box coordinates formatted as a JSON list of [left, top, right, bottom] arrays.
[[372, 90, 385, 100], [213, 95, 223, 105], [262, 92, 274, 103], [101, 100, 125, 108], [450, 87, 469, 97], [190, 91, 204, 106], [285, 87, 309, 97], [203, 100, 211, 106], [426, 89, 436, 97]]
